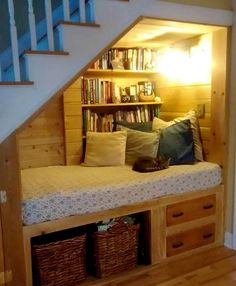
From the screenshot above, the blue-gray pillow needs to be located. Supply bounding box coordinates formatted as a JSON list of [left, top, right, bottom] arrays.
[[114, 121, 152, 132], [158, 119, 194, 165]]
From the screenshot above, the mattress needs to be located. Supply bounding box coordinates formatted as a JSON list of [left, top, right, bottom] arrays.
[[21, 162, 222, 225]]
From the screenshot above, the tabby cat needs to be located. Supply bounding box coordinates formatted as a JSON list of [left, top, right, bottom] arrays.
[[132, 156, 170, 173]]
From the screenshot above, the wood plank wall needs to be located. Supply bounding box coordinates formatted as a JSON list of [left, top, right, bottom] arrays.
[[158, 84, 211, 160], [0, 135, 26, 286], [210, 29, 228, 168], [156, 33, 213, 161], [17, 97, 65, 169], [0, 211, 4, 285], [63, 78, 83, 165]]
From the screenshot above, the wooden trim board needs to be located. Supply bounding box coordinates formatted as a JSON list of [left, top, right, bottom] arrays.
[[0, 135, 26, 286]]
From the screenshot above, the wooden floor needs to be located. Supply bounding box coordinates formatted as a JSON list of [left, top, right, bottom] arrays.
[[83, 247, 236, 286]]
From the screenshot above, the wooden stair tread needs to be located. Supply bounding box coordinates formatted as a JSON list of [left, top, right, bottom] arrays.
[[0, 81, 34, 86], [24, 50, 69, 56], [59, 21, 100, 28]]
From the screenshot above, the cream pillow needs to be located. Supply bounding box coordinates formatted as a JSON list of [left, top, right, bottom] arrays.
[[119, 126, 160, 165], [84, 131, 127, 166], [152, 110, 203, 161]]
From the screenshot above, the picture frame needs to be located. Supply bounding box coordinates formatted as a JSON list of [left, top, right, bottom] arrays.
[[111, 60, 124, 70]]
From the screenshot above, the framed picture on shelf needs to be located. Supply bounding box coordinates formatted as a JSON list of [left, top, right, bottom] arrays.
[[111, 60, 124, 70]]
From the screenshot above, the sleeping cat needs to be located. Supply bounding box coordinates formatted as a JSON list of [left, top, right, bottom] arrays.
[[132, 156, 170, 173]]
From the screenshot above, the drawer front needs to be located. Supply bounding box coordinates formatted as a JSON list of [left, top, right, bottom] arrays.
[[166, 195, 216, 226], [166, 223, 215, 257]]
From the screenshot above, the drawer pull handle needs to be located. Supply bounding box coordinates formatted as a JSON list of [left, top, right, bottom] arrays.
[[172, 211, 184, 218], [203, 204, 214, 210], [203, 233, 213, 239], [172, 241, 183, 248]]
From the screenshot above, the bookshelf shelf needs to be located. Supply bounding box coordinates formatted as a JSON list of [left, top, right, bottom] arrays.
[[84, 69, 159, 77], [81, 102, 162, 108]]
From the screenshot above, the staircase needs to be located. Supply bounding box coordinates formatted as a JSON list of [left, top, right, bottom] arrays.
[[0, 0, 233, 144]]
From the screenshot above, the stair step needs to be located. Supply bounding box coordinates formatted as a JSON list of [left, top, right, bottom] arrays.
[[59, 21, 100, 28], [24, 50, 69, 56], [0, 81, 34, 86]]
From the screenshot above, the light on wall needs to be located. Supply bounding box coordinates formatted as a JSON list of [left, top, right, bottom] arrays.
[[157, 36, 211, 84]]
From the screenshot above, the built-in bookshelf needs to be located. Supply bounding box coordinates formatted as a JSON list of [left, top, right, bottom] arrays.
[[91, 47, 159, 71], [81, 75, 156, 105], [82, 103, 161, 133], [81, 57, 162, 134], [63, 48, 162, 164]]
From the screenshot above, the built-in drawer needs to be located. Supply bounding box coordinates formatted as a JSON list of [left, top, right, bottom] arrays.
[[166, 223, 215, 257], [166, 195, 216, 226]]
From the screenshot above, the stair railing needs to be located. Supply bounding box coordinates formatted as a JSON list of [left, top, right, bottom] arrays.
[[28, 0, 37, 50], [8, 0, 21, 81], [2, 0, 95, 82]]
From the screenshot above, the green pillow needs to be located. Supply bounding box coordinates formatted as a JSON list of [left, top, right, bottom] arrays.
[[114, 121, 152, 132], [122, 128, 159, 165], [158, 119, 194, 165]]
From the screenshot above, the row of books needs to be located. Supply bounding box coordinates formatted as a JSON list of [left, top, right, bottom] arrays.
[[81, 78, 156, 104], [91, 48, 158, 71], [82, 78, 116, 104], [116, 106, 159, 123], [83, 106, 159, 133], [83, 112, 114, 133]]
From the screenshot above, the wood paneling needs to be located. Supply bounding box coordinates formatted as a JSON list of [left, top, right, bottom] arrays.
[[0, 135, 26, 286], [0, 209, 4, 286], [158, 84, 211, 159], [63, 78, 83, 165], [17, 97, 65, 169], [210, 28, 228, 167]]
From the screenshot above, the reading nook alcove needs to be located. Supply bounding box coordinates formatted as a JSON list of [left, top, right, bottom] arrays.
[[11, 17, 229, 286]]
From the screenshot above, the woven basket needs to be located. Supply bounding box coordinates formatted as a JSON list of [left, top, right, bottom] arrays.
[[92, 221, 140, 278], [32, 233, 87, 286]]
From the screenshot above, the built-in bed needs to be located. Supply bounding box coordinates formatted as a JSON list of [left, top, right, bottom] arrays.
[[21, 162, 222, 226], [21, 160, 224, 286]]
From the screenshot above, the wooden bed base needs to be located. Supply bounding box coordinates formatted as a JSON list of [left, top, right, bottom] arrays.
[[23, 184, 224, 286]]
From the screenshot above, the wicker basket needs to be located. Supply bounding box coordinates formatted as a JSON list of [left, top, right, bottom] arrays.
[[92, 221, 140, 278], [32, 233, 87, 286]]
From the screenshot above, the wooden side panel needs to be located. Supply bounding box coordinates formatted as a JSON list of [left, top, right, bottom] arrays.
[[0, 209, 5, 286], [215, 186, 224, 244], [0, 135, 26, 286], [159, 85, 211, 159], [17, 97, 65, 169], [210, 28, 229, 167], [154, 207, 166, 262], [63, 78, 83, 165]]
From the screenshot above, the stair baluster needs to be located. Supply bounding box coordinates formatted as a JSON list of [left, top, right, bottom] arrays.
[[79, 0, 86, 22], [45, 0, 54, 51], [86, 0, 95, 23], [7, 0, 20, 81], [27, 0, 37, 50], [63, 0, 70, 21]]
